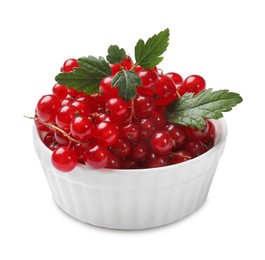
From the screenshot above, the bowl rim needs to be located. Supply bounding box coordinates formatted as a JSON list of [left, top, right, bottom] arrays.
[[33, 118, 227, 175]]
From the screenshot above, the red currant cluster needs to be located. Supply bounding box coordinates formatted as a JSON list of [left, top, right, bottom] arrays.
[[35, 58, 215, 172]]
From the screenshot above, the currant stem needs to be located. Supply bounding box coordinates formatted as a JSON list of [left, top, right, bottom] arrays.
[[23, 115, 85, 145]]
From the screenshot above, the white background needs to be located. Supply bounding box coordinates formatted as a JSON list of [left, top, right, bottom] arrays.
[[1, 0, 264, 259]]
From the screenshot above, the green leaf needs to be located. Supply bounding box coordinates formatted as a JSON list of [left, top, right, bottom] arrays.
[[55, 56, 111, 94], [166, 89, 243, 129], [135, 28, 170, 69], [106, 45, 126, 64], [112, 70, 142, 101]]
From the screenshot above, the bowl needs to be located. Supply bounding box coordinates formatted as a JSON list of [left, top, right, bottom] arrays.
[[33, 118, 227, 230]]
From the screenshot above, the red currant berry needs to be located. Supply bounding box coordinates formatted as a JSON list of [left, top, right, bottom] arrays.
[[120, 123, 139, 141], [134, 95, 156, 119], [109, 138, 132, 158], [183, 121, 209, 141], [120, 123, 140, 141], [130, 142, 149, 161], [105, 97, 129, 121], [43, 132, 55, 148], [62, 58, 79, 72], [70, 115, 93, 141], [180, 75, 206, 95], [150, 131, 172, 155], [201, 120, 215, 144], [67, 87, 79, 98], [110, 64, 122, 76], [137, 118, 155, 140], [165, 123, 187, 150], [52, 83, 68, 100], [121, 159, 141, 169], [52, 146, 78, 172], [106, 152, 121, 169], [72, 95, 98, 117], [154, 75, 177, 105], [151, 110, 166, 130], [99, 76, 118, 100], [120, 56, 133, 70], [71, 142, 86, 163], [166, 72, 183, 84], [184, 140, 207, 158], [84, 144, 108, 169], [93, 121, 119, 146], [137, 69, 158, 95], [146, 152, 169, 168], [93, 113, 115, 125], [170, 150, 192, 164], [36, 95, 61, 123], [61, 97, 73, 107], [56, 105, 78, 131]]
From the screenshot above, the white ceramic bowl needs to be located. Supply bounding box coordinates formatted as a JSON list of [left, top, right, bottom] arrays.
[[33, 118, 227, 230]]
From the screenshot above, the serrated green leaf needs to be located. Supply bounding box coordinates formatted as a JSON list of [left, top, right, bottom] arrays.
[[135, 28, 170, 69], [112, 71, 142, 101], [55, 56, 111, 94], [166, 89, 243, 129], [106, 45, 126, 64]]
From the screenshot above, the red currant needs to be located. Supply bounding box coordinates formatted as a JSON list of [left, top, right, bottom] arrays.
[[134, 95, 156, 119], [180, 75, 206, 95], [121, 159, 141, 169], [165, 123, 186, 150], [110, 64, 122, 76], [56, 105, 78, 131], [71, 95, 98, 117], [70, 115, 93, 141], [61, 97, 73, 107], [154, 75, 177, 105], [62, 58, 79, 72], [137, 69, 158, 95], [120, 56, 133, 70], [166, 72, 183, 85], [151, 110, 166, 130], [150, 131, 172, 155], [99, 76, 118, 101], [52, 146, 78, 172], [36, 95, 61, 123], [146, 152, 169, 168], [137, 118, 155, 140], [130, 142, 149, 161], [93, 121, 119, 146], [106, 152, 121, 169], [201, 120, 215, 144], [120, 123, 139, 141], [43, 132, 55, 148], [170, 150, 192, 164], [183, 121, 209, 141], [52, 83, 68, 100], [109, 138, 132, 158], [184, 140, 207, 158], [71, 142, 86, 163], [67, 87, 79, 98], [105, 97, 129, 121], [84, 144, 108, 169]]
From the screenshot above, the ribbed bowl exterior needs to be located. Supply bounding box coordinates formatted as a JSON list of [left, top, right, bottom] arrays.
[[33, 119, 227, 230]]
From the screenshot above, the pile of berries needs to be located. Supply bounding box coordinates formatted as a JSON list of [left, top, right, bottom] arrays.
[[35, 58, 215, 172]]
